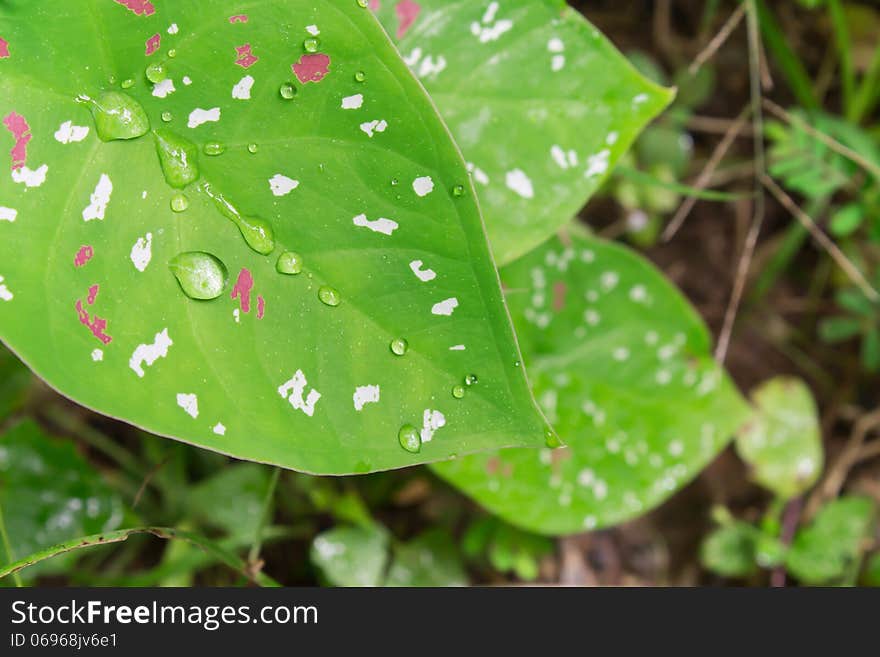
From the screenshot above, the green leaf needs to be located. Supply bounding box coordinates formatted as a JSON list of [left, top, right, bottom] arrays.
[[700, 522, 759, 578], [863, 552, 880, 587], [0, 346, 31, 420], [374, 0, 673, 264], [433, 233, 750, 535], [462, 516, 554, 581], [187, 463, 272, 539], [310, 525, 389, 587], [0, 420, 125, 578], [735, 377, 823, 500], [0, 0, 549, 475], [385, 529, 467, 587], [786, 497, 876, 585], [818, 316, 863, 343]]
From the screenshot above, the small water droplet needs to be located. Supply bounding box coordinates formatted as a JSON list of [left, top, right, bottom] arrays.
[[390, 178, 399, 187], [514, 360, 521, 368], [247, 143, 259, 154], [276, 251, 304, 275], [303, 38, 320, 52], [203, 141, 226, 156], [398, 424, 421, 453], [169, 251, 228, 300], [121, 78, 135, 89], [145, 61, 167, 84], [80, 91, 150, 142], [153, 129, 200, 189], [354, 70, 366, 83], [279, 82, 297, 100], [390, 338, 408, 356], [357, 0, 369, 7], [170, 193, 189, 212], [452, 184, 465, 197], [545, 429, 562, 449], [464, 374, 478, 386], [167, 49, 177, 58], [161, 111, 173, 122], [318, 286, 341, 307], [452, 385, 466, 399], [237, 216, 275, 255]]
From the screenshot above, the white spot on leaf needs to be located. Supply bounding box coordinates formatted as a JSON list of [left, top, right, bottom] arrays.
[[11, 164, 48, 188], [269, 174, 300, 196], [353, 385, 380, 411], [82, 174, 113, 222], [129, 328, 173, 378], [360, 119, 388, 137], [187, 107, 221, 128], [176, 393, 199, 419], [420, 409, 446, 443], [54, 121, 90, 144], [130, 233, 153, 272], [353, 213, 398, 236], [278, 370, 321, 417], [341, 94, 364, 109], [409, 260, 437, 282], [505, 169, 534, 199], [0, 207, 17, 222], [432, 298, 459, 316]]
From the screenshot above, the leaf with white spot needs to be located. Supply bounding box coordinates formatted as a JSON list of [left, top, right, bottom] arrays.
[[0, 0, 549, 475], [433, 234, 751, 535], [735, 377, 823, 500], [375, 0, 673, 264]]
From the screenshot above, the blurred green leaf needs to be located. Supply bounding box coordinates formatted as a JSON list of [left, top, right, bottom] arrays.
[[0, 420, 125, 579], [0, 347, 31, 421], [819, 316, 864, 343], [863, 552, 880, 586], [829, 204, 864, 237], [310, 525, 389, 588], [385, 530, 467, 587], [187, 464, 272, 539], [736, 377, 823, 500], [463, 517, 554, 581], [786, 497, 876, 585], [700, 522, 759, 578], [434, 233, 750, 535]]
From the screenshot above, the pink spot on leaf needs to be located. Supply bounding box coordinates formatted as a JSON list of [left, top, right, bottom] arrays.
[[74, 246, 95, 268], [257, 295, 265, 320], [231, 268, 254, 313], [235, 44, 259, 68], [395, 0, 421, 39], [145, 33, 161, 56], [113, 0, 155, 16], [3, 111, 31, 171], [552, 281, 567, 312], [0, 37, 9, 59], [229, 14, 249, 23], [87, 284, 99, 306], [75, 298, 112, 345], [292, 53, 330, 84]]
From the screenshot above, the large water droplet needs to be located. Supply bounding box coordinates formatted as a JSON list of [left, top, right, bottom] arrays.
[[145, 61, 167, 84], [169, 252, 228, 300], [276, 252, 304, 275], [544, 429, 563, 449], [203, 141, 226, 156], [318, 286, 341, 307], [153, 129, 200, 189], [279, 83, 297, 100], [200, 183, 275, 255], [390, 338, 408, 356], [398, 424, 421, 453], [303, 38, 320, 53], [170, 193, 189, 212], [81, 92, 150, 142]]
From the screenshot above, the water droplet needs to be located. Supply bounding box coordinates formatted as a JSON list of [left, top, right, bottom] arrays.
[[121, 78, 135, 89], [167, 49, 177, 59], [161, 111, 173, 122], [545, 429, 562, 449], [354, 70, 366, 83], [390, 178, 399, 187], [200, 182, 275, 256], [170, 193, 189, 212], [390, 338, 408, 356], [357, 0, 369, 7], [452, 185, 465, 197], [398, 424, 421, 454], [145, 61, 167, 84], [303, 38, 320, 52], [153, 129, 200, 189], [464, 374, 479, 386], [237, 216, 275, 255], [203, 141, 226, 156], [169, 252, 228, 300], [247, 143, 259, 154], [514, 360, 521, 368], [80, 91, 150, 142], [452, 385, 466, 399], [276, 251, 304, 275], [318, 286, 341, 307], [279, 82, 297, 100]]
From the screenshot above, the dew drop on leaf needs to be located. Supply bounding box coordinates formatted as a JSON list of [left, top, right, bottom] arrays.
[[279, 82, 297, 100], [80, 91, 150, 142], [452, 385, 466, 399], [276, 251, 304, 275], [303, 38, 320, 53], [452, 185, 465, 197], [354, 70, 366, 83], [169, 252, 228, 300], [153, 129, 200, 189], [170, 193, 189, 213], [121, 78, 135, 89], [390, 337, 408, 356], [398, 424, 421, 453], [203, 141, 226, 156], [464, 374, 479, 386], [544, 429, 562, 449], [167, 49, 177, 59], [201, 183, 275, 255], [145, 61, 167, 84], [318, 286, 341, 307], [247, 143, 259, 154]]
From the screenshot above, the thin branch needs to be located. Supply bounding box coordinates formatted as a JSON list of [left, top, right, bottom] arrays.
[[663, 106, 752, 241], [248, 467, 282, 568], [689, 2, 747, 75], [715, 0, 767, 364], [762, 175, 880, 301]]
